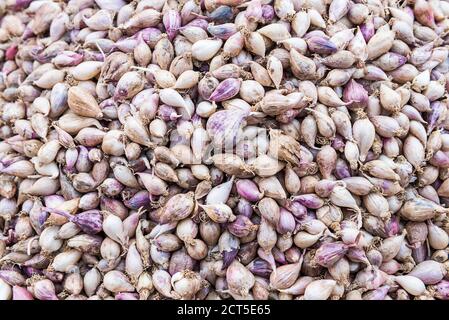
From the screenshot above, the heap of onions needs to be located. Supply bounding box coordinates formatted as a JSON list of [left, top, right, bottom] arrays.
[[0, 0, 449, 300]]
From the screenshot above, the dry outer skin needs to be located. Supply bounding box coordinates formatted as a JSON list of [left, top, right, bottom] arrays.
[[0, 0, 449, 301]]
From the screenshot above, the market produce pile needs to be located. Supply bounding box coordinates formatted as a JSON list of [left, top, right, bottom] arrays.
[[1, 0, 449, 300]]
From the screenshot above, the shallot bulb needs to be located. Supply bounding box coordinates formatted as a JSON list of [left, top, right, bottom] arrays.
[[0, 0, 447, 302]]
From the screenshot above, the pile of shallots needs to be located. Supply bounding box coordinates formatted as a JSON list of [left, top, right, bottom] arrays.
[[0, 0, 449, 301]]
